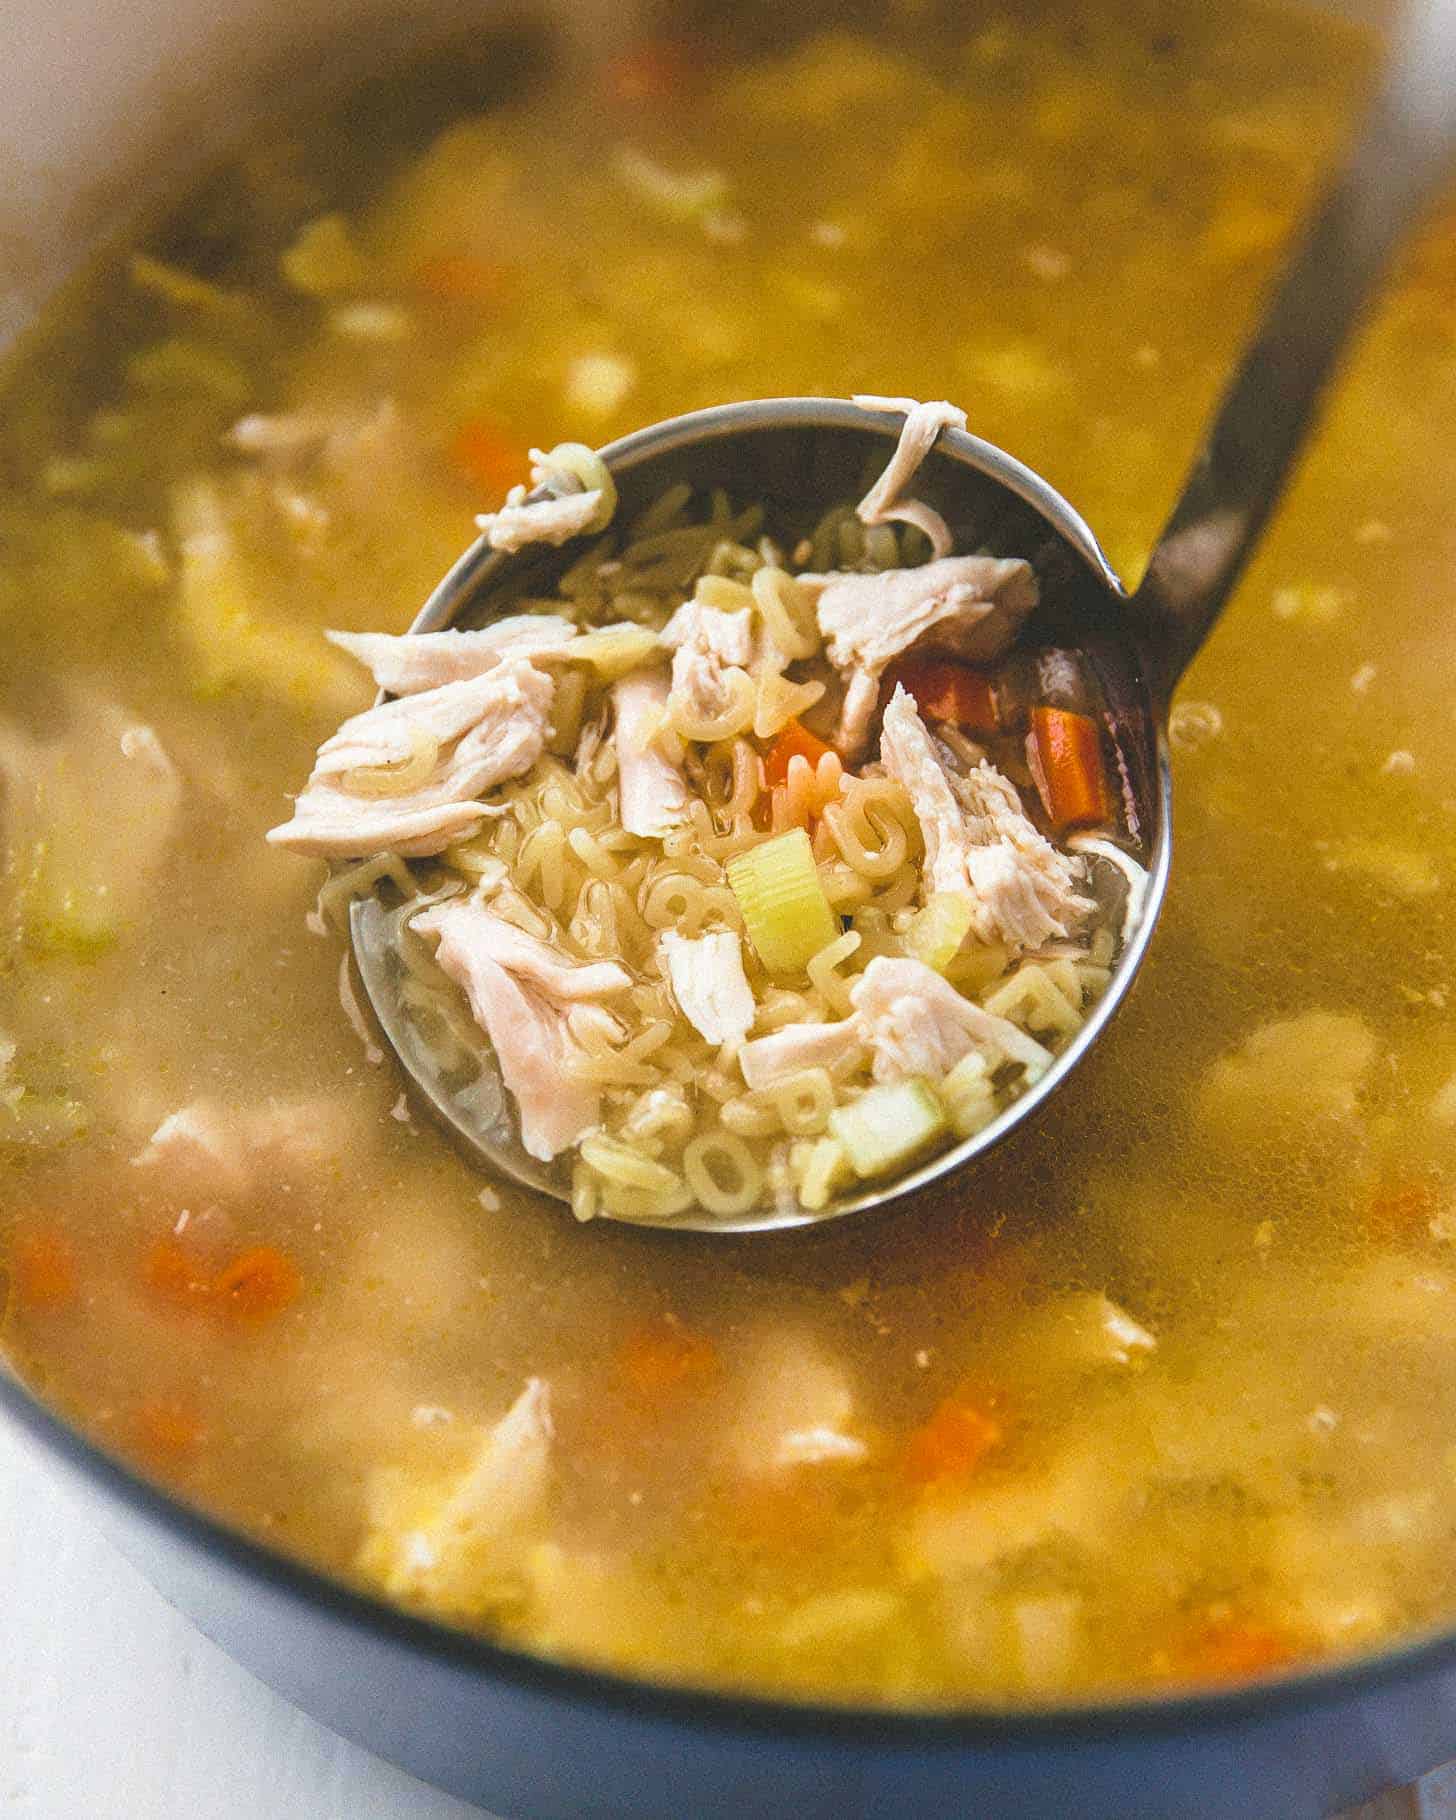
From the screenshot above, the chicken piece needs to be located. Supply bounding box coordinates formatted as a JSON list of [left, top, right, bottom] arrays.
[[661, 599, 754, 727], [476, 489, 603, 552], [811, 555, 1037, 756], [1197, 1011, 1376, 1146], [739, 954, 1051, 1094], [267, 659, 553, 859], [853, 394, 967, 559], [738, 1018, 864, 1093], [326, 616, 580, 694], [416, 903, 611, 1161], [131, 1101, 251, 1196], [880, 687, 1090, 950], [612, 670, 689, 838], [358, 1378, 553, 1617], [724, 1328, 867, 1475], [850, 956, 1053, 1080], [412, 900, 630, 1004], [660, 929, 755, 1047], [901, 1441, 1119, 1581], [130, 1094, 357, 1196], [524, 1544, 676, 1671]]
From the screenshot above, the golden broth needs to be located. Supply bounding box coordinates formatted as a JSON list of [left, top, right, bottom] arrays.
[[4, 0, 1456, 1704]]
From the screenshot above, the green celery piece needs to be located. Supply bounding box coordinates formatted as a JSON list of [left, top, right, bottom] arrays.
[[727, 828, 839, 975], [829, 1078, 947, 1178]]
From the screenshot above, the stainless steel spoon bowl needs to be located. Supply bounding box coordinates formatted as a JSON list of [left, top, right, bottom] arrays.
[[351, 0, 1456, 1233]]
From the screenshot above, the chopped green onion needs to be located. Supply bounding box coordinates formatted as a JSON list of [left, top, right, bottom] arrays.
[[727, 828, 839, 975], [829, 1079, 947, 1178]]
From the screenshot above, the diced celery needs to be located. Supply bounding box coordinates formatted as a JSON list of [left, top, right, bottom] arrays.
[[939, 1051, 997, 1139], [0, 1090, 87, 1149], [902, 892, 975, 974], [566, 625, 660, 679], [0, 698, 184, 961], [727, 828, 839, 975], [19, 850, 120, 957], [281, 213, 368, 296], [829, 1078, 947, 1178], [795, 1136, 852, 1211], [126, 340, 251, 409], [128, 253, 248, 317]]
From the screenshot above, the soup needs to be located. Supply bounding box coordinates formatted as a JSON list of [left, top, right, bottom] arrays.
[[5, 0, 1456, 1706]]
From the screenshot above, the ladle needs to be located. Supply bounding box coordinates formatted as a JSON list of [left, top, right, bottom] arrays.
[[351, 0, 1456, 1231]]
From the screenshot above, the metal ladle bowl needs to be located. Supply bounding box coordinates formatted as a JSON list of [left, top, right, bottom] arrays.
[[351, 0, 1456, 1232]]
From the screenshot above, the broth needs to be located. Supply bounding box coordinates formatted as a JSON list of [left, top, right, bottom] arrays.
[[5, 0, 1456, 1705]]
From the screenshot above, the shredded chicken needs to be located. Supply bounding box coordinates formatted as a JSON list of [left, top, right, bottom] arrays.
[[131, 1094, 356, 1195], [880, 687, 1091, 949], [326, 617, 579, 694], [414, 899, 621, 1160], [810, 555, 1038, 757], [661, 599, 754, 727], [740, 954, 1051, 1096], [660, 929, 755, 1047], [227, 412, 334, 457], [1197, 1011, 1376, 1144], [612, 670, 689, 838], [412, 901, 630, 1004], [850, 956, 1053, 1080], [724, 1329, 867, 1477], [267, 660, 553, 859], [853, 394, 967, 559], [476, 489, 603, 552], [738, 1019, 865, 1093], [359, 1378, 553, 1616]]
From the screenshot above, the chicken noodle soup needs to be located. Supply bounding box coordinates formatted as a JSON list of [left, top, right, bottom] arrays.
[[270, 406, 1141, 1215], [8, 0, 1456, 1707]]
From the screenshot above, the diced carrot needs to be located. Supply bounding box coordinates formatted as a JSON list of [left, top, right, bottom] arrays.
[[1162, 1616, 1306, 1685], [763, 718, 835, 790], [413, 254, 512, 306], [11, 1228, 78, 1311], [142, 1238, 215, 1310], [885, 657, 998, 732], [618, 1314, 720, 1397], [902, 1396, 1003, 1488], [448, 419, 529, 501], [1366, 1175, 1441, 1241], [603, 39, 697, 106], [213, 1246, 301, 1325], [133, 1397, 206, 1464], [1028, 705, 1111, 831]]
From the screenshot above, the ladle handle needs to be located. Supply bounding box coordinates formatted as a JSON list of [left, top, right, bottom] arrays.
[[1131, 0, 1456, 712]]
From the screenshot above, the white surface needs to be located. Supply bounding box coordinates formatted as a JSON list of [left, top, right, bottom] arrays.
[[0, 1414, 1453, 1820], [0, 1421, 498, 1820]]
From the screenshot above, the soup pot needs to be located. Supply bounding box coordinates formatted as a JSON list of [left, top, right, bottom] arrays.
[[4, 0, 1453, 1814]]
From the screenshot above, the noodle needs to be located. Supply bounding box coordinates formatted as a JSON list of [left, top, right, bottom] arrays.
[[682, 1132, 763, 1217], [807, 930, 862, 1016], [341, 727, 440, 797], [750, 566, 818, 660], [772, 1068, 835, 1136]]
